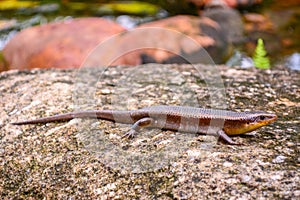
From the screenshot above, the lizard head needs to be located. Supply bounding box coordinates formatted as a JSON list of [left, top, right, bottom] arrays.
[[224, 112, 277, 135]]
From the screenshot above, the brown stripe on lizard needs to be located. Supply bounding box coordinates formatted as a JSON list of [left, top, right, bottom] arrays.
[[12, 105, 277, 145]]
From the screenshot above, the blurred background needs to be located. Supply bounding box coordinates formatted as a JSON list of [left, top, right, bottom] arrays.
[[0, 0, 299, 70]]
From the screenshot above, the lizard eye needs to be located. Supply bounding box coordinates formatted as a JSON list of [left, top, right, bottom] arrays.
[[259, 116, 266, 121]]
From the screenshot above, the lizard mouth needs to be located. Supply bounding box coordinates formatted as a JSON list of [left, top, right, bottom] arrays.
[[247, 113, 277, 132], [262, 114, 277, 125], [224, 113, 277, 136]]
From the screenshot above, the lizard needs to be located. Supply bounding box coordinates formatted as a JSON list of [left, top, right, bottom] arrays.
[[11, 105, 277, 145]]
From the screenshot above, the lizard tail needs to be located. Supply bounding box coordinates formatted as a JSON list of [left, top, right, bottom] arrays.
[[11, 112, 76, 125], [11, 110, 112, 125]]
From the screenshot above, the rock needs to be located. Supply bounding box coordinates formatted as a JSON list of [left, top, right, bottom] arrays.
[[240, 175, 252, 183], [187, 0, 263, 8], [79, 15, 232, 66], [244, 13, 274, 32], [222, 0, 263, 7], [3, 13, 237, 70], [272, 155, 286, 163], [226, 50, 254, 68], [0, 19, 17, 31], [3, 18, 126, 70], [223, 161, 233, 167], [135, 15, 230, 64], [133, 15, 216, 64], [203, 5, 244, 44], [1, 64, 299, 199], [285, 52, 300, 71]]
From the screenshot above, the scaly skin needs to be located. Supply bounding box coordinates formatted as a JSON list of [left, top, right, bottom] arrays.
[[12, 106, 277, 145]]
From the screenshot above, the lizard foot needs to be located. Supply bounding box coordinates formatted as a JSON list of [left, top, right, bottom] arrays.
[[121, 129, 136, 139], [217, 137, 242, 145], [217, 130, 242, 145]]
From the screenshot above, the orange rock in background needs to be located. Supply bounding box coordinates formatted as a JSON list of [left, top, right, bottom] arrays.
[[80, 15, 219, 67], [244, 13, 274, 32], [3, 18, 126, 70], [111, 15, 230, 65], [3, 15, 233, 70], [121, 15, 216, 64], [222, 0, 262, 7], [187, 0, 262, 8]]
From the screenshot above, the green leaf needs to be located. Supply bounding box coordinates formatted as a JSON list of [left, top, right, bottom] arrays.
[[0, 0, 37, 10], [253, 38, 271, 69], [98, 1, 160, 16]]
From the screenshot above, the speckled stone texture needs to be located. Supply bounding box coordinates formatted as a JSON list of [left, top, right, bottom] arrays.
[[0, 64, 299, 199]]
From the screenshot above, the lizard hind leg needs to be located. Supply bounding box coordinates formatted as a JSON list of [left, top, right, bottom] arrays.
[[121, 117, 154, 139]]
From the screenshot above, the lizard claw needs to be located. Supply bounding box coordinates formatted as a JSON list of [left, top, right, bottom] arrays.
[[217, 137, 242, 145], [121, 129, 136, 139]]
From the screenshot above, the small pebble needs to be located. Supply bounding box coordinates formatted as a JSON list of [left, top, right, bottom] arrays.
[[106, 183, 116, 190], [223, 161, 233, 167], [272, 155, 286, 163], [286, 142, 295, 147], [271, 174, 282, 181], [241, 175, 251, 183], [100, 88, 112, 94], [182, 71, 191, 76]]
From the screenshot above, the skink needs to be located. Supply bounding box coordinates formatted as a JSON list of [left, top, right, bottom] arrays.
[[12, 105, 277, 145]]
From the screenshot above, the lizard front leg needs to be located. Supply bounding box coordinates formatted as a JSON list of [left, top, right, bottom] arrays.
[[121, 117, 154, 139], [216, 129, 240, 145]]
